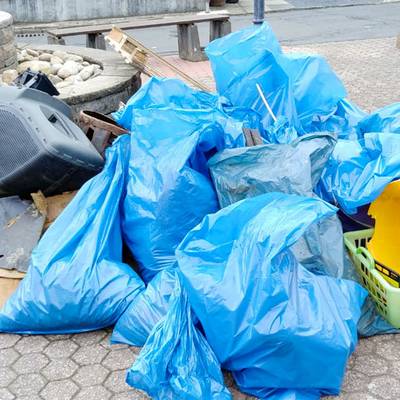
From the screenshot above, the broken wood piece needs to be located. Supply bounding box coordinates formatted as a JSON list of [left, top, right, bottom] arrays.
[[105, 27, 210, 92], [44, 191, 77, 229], [243, 127, 263, 147], [0, 269, 25, 308]]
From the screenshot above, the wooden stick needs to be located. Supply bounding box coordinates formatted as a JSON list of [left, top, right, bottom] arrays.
[[256, 83, 277, 122]]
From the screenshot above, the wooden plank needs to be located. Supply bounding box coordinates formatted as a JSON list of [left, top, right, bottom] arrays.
[[105, 27, 210, 92], [0, 269, 25, 308], [47, 13, 230, 37]]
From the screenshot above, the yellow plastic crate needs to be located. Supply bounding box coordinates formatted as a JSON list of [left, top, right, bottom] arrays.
[[344, 229, 400, 328]]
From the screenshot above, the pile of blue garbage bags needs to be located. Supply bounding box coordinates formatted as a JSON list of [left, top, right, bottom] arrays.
[[1, 23, 400, 399]]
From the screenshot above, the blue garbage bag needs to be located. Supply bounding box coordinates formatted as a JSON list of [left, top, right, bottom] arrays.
[[0, 136, 145, 334], [177, 193, 367, 398], [114, 77, 245, 149], [264, 116, 298, 144], [309, 99, 367, 140], [208, 133, 347, 278], [317, 132, 400, 214], [206, 22, 346, 135], [113, 78, 244, 283], [126, 275, 231, 400], [358, 102, 400, 134], [112, 268, 177, 346], [208, 133, 336, 207]]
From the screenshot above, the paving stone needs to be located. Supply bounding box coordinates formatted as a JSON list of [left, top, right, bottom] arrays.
[[42, 358, 79, 380], [344, 393, 381, 400], [100, 335, 129, 351], [0, 387, 15, 399], [9, 373, 46, 397], [44, 340, 78, 359], [72, 364, 109, 386], [40, 379, 79, 400], [341, 369, 371, 393], [368, 376, 400, 399], [104, 370, 130, 393], [102, 348, 136, 370], [352, 353, 389, 377], [11, 352, 49, 374], [72, 344, 109, 365], [74, 385, 112, 400], [379, 339, 400, 362], [72, 330, 108, 346], [14, 336, 49, 354], [111, 390, 150, 400], [0, 367, 16, 387], [0, 349, 19, 367], [0, 334, 20, 349], [19, 396, 41, 400], [45, 334, 72, 341], [356, 337, 377, 355]]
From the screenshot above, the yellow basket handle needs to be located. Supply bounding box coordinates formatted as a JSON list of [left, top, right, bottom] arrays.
[[356, 246, 375, 267]]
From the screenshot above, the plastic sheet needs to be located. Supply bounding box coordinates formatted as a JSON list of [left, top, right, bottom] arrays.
[[112, 268, 177, 346], [114, 78, 244, 283], [177, 193, 367, 398], [309, 99, 367, 140], [318, 132, 400, 214], [358, 102, 400, 135], [0, 136, 145, 334], [209, 133, 336, 207], [126, 277, 231, 400], [206, 22, 346, 136], [209, 133, 347, 278]]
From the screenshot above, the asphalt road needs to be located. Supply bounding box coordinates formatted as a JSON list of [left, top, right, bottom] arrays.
[[20, 2, 400, 52]]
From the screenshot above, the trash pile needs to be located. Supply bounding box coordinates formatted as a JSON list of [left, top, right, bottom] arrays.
[[1, 22, 400, 399]]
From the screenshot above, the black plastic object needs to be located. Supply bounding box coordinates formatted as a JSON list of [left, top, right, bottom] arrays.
[[0, 86, 104, 197], [338, 205, 375, 232], [14, 68, 60, 96]]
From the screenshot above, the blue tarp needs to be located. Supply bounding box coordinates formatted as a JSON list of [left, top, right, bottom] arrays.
[[206, 23, 346, 136], [114, 78, 244, 283], [358, 102, 400, 135], [126, 276, 231, 400], [0, 136, 144, 334], [177, 193, 367, 399], [317, 132, 400, 214], [112, 268, 177, 346]]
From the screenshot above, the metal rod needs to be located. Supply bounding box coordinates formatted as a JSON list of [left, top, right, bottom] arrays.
[[253, 0, 265, 24]]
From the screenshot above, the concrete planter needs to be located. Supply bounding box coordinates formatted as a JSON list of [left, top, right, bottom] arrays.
[[0, 0, 205, 23]]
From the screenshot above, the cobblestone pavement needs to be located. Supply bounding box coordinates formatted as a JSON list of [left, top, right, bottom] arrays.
[[283, 37, 400, 113], [1, 37, 400, 399]]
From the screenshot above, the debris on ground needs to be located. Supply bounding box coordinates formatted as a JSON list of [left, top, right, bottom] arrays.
[[0, 21, 400, 399], [0, 196, 45, 272]]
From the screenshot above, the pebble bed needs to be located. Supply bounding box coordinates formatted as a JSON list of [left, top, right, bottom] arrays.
[[0, 48, 102, 89]]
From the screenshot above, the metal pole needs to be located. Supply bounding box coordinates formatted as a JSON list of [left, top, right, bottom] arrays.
[[253, 0, 265, 24]]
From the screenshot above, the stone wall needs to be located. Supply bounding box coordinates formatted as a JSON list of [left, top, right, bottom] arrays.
[[0, 0, 206, 22]]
